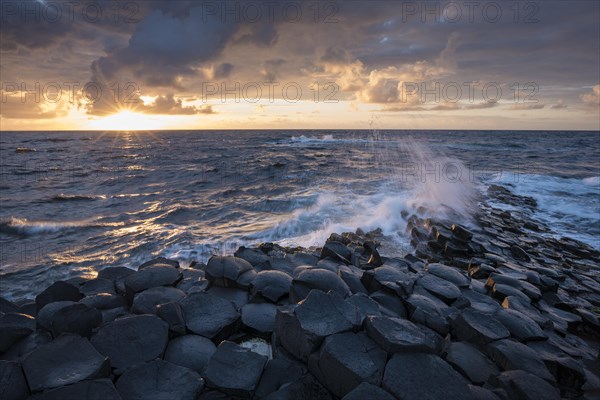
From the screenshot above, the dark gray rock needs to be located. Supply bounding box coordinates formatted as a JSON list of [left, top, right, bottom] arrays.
[[502, 296, 553, 329], [206, 286, 249, 310], [241, 303, 277, 337], [0, 298, 20, 314], [308, 332, 387, 398], [97, 266, 135, 282], [251, 270, 292, 302], [164, 334, 216, 374], [486, 339, 555, 382], [467, 385, 503, 400], [492, 284, 531, 304], [290, 268, 351, 302], [511, 245, 531, 262], [116, 360, 203, 400], [99, 307, 129, 325], [320, 241, 352, 263], [123, 265, 181, 300], [156, 301, 186, 335], [79, 278, 115, 296], [0, 313, 36, 352], [275, 290, 354, 362], [0, 331, 52, 362], [0, 360, 29, 400], [204, 341, 268, 398], [22, 335, 109, 392], [365, 316, 439, 354], [16, 302, 36, 318], [138, 257, 180, 270], [338, 266, 368, 295], [405, 293, 450, 335], [383, 352, 476, 400], [91, 314, 168, 372], [534, 350, 586, 392], [426, 263, 470, 287], [37, 301, 77, 331], [369, 290, 407, 318], [416, 274, 461, 304], [29, 379, 120, 400], [131, 286, 186, 315], [176, 277, 209, 293], [489, 370, 560, 400], [495, 308, 548, 342], [262, 373, 333, 400], [255, 358, 304, 399], [443, 341, 500, 385], [180, 292, 240, 341], [361, 266, 414, 296], [80, 293, 127, 310], [458, 289, 501, 314], [35, 282, 81, 311], [51, 303, 102, 338], [452, 308, 510, 346], [345, 293, 383, 324], [341, 382, 395, 400], [452, 224, 473, 241], [234, 247, 271, 269], [205, 256, 256, 289]]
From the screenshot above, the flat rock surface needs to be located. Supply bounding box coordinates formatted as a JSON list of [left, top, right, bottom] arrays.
[[116, 360, 204, 400], [495, 308, 548, 341], [205, 256, 256, 288], [365, 316, 439, 354], [308, 331, 387, 398], [50, 303, 102, 337], [444, 341, 499, 385], [490, 370, 560, 400], [452, 308, 510, 346], [29, 379, 121, 400], [91, 314, 168, 372], [251, 270, 292, 302], [204, 341, 268, 397], [383, 353, 476, 400], [255, 358, 304, 399], [131, 286, 186, 315], [290, 268, 351, 302], [180, 292, 240, 341], [123, 265, 181, 297], [164, 335, 216, 374], [0, 313, 36, 352], [341, 382, 395, 400], [416, 274, 462, 304], [486, 339, 555, 382], [241, 302, 277, 336], [35, 281, 81, 311], [0, 360, 29, 400], [22, 335, 108, 392], [426, 263, 470, 287]]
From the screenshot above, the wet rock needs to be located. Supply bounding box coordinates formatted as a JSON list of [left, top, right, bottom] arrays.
[[338, 265, 368, 295], [0, 298, 20, 314], [0, 313, 36, 352], [290, 268, 351, 302], [369, 290, 407, 318], [116, 359, 203, 400], [502, 296, 553, 329], [345, 292, 383, 323], [536, 352, 586, 392], [99, 307, 129, 325], [241, 303, 277, 338], [91, 314, 168, 372], [452, 224, 473, 241], [308, 332, 387, 398], [16, 302, 36, 318], [123, 265, 181, 299], [492, 283, 531, 304], [177, 277, 209, 293], [486, 339, 555, 382], [37, 301, 76, 331], [452, 308, 510, 346], [405, 293, 450, 335], [79, 278, 115, 296], [251, 270, 292, 302], [80, 293, 127, 310], [342, 382, 395, 400], [0, 360, 29, 400], [22, 335, 109, 392], [275, 290, 354, 362], [180, 292, 240, 342], [131, 286, 186, 315], [138, 257, 180, 270], [468, 263, 496, 279], [35, 281, 81, 311], [205, 256, 256, 289], [459, 289, 501, 314], [320, 241, 352, 263], [489, 370, 560, 400], [511, 245, 531, 262], [361, 266, 415, 295], [163, 335, 216, 375], [156, 301, 186, 335], [206, 286, 249, 309], [51, 303, 102, 337], [426, 263, 470, 287], [495, 308, 548, 342], [443, 341, 500, 385], [365, 316, 439, 354], [416, 274, 461, 304], [97, 266, 135, 282], [262, 373, 333, 400], [467, 385, 503, 400], [30, 379, 120, 400], [383, 352, 476, 400], [255, 358, 304, 399], [204, 341, 268, 398], [234, 247, 271, 269]]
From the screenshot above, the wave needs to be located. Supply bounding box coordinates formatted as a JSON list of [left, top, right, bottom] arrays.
[[583, 176, 600, 186], [15, 147, 37, 153], [0, 217, 123, 236], [49, 194, 106, 202]]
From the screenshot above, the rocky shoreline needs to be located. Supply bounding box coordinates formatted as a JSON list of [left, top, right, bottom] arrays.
[[1, 184, 599, 400]]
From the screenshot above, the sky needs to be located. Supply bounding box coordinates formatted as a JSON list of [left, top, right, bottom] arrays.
[[0, 0, 599, 131]]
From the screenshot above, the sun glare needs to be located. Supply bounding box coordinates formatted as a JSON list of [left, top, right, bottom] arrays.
[[89, 111, 166, 131]]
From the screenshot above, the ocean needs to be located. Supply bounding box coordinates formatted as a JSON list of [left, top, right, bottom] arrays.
[[1, 130, 598, 299]]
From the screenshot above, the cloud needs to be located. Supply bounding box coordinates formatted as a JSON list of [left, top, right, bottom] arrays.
[[262, 59, 286, 82], [581, 85, 600, 108], [509, 103, 545, 110], [550, 100, 568, 109], [140, 94, 215, 115]]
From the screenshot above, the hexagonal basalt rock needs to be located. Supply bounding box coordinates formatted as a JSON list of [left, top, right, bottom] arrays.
[[486, 339, 555, 382], [443, 341, 500, 385], [164, 335, 216, 374], [341, 382, 395, 400], [241, 302, 277, 338], [308, 332, 387, 398], [250, 270, 292, 302], [290, 268, 351, 302], [489, 370, 560, 400], [123, 265, 181, 299], [205, 256, 257, 289], [361, 266, 415, 295], [50, 303, 102, 338], [416, 274, 462, 304], [494, 308, 548, 342], [22, 335, 109, 392], [364, 316, 440, 354], [426, 263, 470, 288], [383, 353, 476, 400], [0, 360, 29, 400], [30, 379, 121, 400], [451, 308, 510, 346], [90, 314, 168, 372], [180, 292, 240, 341], [116, 360, 204, 400], [0, 313, 36, 352], [203, 341, 268, 398], [131, 286, 186, 315]]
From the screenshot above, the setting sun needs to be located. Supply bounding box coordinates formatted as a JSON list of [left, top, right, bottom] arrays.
[[88, 111, 167, 131]]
